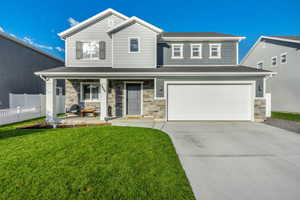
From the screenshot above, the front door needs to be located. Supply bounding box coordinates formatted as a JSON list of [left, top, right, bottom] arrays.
[[126, 83, 141, 115]]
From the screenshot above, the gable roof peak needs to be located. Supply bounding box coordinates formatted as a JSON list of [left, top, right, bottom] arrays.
[[107, 16, 163, 34], [58, 8, 129, 39]]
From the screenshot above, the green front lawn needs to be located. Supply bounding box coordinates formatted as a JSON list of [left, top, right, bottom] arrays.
[[272, 112, 300, 122], [0, 120, 195, 200]]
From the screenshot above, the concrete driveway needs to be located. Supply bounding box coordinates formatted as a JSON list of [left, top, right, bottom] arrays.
[[162, 122, 300, 200], [112, 121, 300, 200]]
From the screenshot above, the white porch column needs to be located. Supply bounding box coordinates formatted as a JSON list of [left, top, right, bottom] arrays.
[[46, 78, 57, 123], [100, 78, 108, 121]]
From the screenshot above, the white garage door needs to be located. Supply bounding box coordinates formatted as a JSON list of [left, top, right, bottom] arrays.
[[167, 84, 253, 121]]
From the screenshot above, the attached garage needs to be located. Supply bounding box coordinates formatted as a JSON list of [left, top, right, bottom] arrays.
[[167, 82, 254, 121]]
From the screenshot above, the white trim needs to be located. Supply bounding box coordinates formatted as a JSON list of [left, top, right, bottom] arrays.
[[209, 43, 222, 59], [257, 61, 264, 69], [236, 42, 239, 64], [112, 34, 114, 67], [171, 44, 184, 59], [164, 80, 256, 122], [107, 16, 163, 34], [123, 81, 144, 116], [271, 56, 277, 67], [263, 77, 266, 98], [59, 8, 129, 39], [161, 64, 238, 67], [160, 37, 246, 41], [80, 82, 101, 102], [280, 52, 288, 64], [128, 37, 140, 53], [190, 43, 202, 59]]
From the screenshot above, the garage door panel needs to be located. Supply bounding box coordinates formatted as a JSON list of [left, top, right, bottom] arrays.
[[167, 84, 252, 121]]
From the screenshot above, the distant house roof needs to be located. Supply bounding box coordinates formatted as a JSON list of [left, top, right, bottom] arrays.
[[160, 32, 245, 41], [161, 32, 241, 37], [262, 36, 300, 43], [241, 35, 300, 64], [35, 65, 274, 77], [0, 31, 63, 62]]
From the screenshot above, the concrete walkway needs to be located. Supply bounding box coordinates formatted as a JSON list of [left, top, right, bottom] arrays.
[[112, 121, 300, 200]]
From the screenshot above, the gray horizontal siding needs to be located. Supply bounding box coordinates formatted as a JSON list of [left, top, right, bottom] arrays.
[[0, 36, 64, 109], [112, 22, 157, 68], [155, 76, 264, 98], [158, 41, 237, 66], [66, 14, 125, 67]]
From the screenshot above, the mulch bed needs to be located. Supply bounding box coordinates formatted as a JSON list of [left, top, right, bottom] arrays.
[[16, 122, 111, 129]]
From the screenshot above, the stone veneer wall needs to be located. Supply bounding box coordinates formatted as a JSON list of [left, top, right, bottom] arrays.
[[254, 98, 266, 121], [65, 79, 100, 112], [107, 80, 165, 119]]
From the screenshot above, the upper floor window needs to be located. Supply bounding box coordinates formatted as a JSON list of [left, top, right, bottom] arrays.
[[209, 44, 221, 58], [257, 61, 264, 69], [190, 44, 202, 59], [171, 44, 183, 59], [280, 53, 287, 64], [129, 37, 140, 53], [271, 56, 277, 67], [209, 44, 221, 59], [80, 82, 100, 102], [76, 41, 106, 60]]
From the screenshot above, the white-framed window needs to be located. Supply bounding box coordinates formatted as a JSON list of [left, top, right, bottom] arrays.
[[257, 61, 264, 69], [190, 44, 202, 59], [280, 53, 287, 64], [271, 56, 277, 67], [76, 41, 100, 60], [209, 43, 221, 59], [128, 37, 140, 53], [80, 82, 100, 102], [171, 44, 184, 59]]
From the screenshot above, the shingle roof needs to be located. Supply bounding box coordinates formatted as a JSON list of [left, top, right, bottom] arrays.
[[268, 36, 300, 42], [36, 65, 272, 75], [161, 32, 242, 37]]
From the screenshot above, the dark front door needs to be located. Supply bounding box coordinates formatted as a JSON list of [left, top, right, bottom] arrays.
[[126, 83, 141, 115]]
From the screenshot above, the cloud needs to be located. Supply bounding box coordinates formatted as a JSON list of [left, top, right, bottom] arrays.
[[0, 26, 4, 32], [68, 17, 79, 27], [55, 46, 65, 52], [9, 33, 16, 38], [23, 37, 53, 50]]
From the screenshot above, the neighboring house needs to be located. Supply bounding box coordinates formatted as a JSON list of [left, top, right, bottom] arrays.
[[241, 36, 300, 113], [35, 8, 274, 122], [0, 31, 64, 109]]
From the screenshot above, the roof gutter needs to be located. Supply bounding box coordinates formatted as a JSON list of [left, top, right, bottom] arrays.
[[35, 71, 276, 77], [160, 36, 246, 42]]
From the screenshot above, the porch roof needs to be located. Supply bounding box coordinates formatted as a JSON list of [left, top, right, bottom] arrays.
[[35, 65, 275, 77]]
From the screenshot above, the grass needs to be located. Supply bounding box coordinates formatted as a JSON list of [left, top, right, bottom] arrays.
[[272, 112, 300, 122], [0, 119, 195, 200]]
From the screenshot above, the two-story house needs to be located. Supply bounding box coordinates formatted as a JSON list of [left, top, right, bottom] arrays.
[[242, 36, 300, 113], [35, 8, 274, 123]]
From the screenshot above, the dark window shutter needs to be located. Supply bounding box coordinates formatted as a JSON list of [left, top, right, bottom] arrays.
[[99, 41, 106, 60], [76, 41, 83, 59]]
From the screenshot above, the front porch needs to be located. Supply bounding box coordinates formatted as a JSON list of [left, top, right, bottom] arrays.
[[45, 78, 165, 123]]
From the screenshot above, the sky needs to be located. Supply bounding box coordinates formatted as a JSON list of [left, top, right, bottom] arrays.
[[0, 0, 299, 61]]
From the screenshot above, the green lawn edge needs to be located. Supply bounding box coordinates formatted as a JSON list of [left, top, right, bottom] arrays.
[[272, 112, 300, 122]]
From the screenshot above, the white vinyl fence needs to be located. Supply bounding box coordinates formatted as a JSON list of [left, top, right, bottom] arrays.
[[0, 93, 65, 126]]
